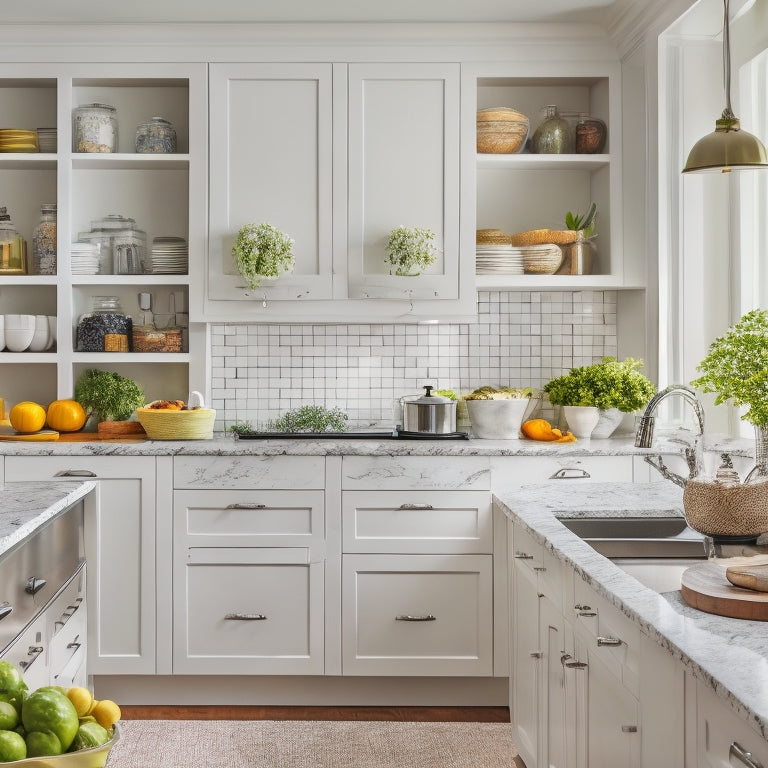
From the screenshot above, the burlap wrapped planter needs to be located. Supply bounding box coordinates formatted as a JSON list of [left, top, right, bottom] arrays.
[[683, 479, 768, 537]]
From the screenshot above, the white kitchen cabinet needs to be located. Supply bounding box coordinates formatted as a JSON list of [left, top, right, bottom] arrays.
[[0, 63, 206, 408], [462, 62, 628, 291], [6, 455, 157, 674]]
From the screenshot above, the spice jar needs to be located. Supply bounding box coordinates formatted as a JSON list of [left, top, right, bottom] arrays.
[[73, 103, 118, 153], [531, 105, 574, 154], [76, 296, 132, 352], [135, 117, 177, 154], [32, 203, 57, 275], [575, 114, 607, 154]]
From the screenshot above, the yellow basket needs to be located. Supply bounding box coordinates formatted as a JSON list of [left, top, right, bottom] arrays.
[[508, 228, 582, 246], [136, 406, 216, 440]]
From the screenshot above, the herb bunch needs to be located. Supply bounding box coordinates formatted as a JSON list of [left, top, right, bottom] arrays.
[[465, 386, 534, 401], [74, 369, 145, 422], [691, 309, 768, 427], [385, 226, 438, 276], [232, 222, 295, 290]]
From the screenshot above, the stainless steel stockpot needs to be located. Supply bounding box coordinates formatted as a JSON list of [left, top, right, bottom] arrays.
[[400, 385, 457, 434]]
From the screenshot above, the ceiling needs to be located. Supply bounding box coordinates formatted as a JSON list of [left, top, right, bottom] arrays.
[[4, 0, 635, 25]]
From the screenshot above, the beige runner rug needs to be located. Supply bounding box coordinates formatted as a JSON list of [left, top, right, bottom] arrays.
[[107, 719, 517, 768]]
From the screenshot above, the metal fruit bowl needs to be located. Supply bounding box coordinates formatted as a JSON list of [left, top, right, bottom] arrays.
[[11, 723, 120, 768]]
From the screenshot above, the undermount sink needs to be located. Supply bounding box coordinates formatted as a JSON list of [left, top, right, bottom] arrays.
[[558, 516, 689, 539]]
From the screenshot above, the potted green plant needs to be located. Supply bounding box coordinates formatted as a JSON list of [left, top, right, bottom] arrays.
[[385, 226, 438, 276], [691, 309, 768, 475], [544, 357, 656, 438], [559, 202, 597, 275], [232, 222, 295, 290], [74, 369, 146, 434], [464, 386, 536, 439]]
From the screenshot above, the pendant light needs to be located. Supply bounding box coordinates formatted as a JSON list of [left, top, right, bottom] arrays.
[[682, 0, 768, 173]]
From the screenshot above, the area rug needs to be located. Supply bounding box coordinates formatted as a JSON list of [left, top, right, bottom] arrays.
[[107, 719, 517, 768]]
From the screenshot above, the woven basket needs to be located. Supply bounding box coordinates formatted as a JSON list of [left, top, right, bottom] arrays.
[[136, 406, 216, 440], [476, 229, 513, 245], [508, 228, 583, 247], [683, 479, 768, 537], [477, 107, 529, 154]]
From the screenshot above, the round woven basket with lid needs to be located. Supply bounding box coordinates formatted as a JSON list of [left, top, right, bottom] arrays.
[[476, 107, 529, 154], [508, 228, 582, 247], [476, 229, 514, 245]]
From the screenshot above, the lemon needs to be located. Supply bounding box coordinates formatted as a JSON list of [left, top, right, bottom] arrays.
[[91, 699, 121, 730], [66, 687, 94, 718]]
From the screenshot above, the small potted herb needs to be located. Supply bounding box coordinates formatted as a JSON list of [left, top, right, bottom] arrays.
[[544, 357, 656, 438], [560, 202, 597, 275], [74, 369, 146, 434], [232, 222, 295, 290], [385, 226, 438, 276], [229, 405, 349, 435]]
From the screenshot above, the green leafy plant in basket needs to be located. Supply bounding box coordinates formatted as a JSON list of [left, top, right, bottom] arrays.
[[385, 226, 439, 276], [232, 222, 295, 290], [74, 369, 145, 423]]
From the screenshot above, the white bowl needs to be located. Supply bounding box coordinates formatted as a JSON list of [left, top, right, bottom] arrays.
[[467, 397, 532, 439], [46, 315, 57, 350], [4, 326, 35, 352], [27, 315, 50, 352], [3, 313, 35, 330], [0, 315, 5, 352]]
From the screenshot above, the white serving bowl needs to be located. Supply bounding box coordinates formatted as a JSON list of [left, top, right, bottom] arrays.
[[0, 315, 5, 352], [46, 315, 57, 350], [4, 326, 35, 352], [4, 313, 35, 330], [27, 314, 50, 352], [467, 397, 532, 439]]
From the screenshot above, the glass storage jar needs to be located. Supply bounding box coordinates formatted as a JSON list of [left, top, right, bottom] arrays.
[[135, 117, 177, 154], [76, 296, 132, 352], [575, 114, 608, 154], [531, 105, 575, 154], [32, 203, 57, 275], [0, 207, 26, 274], [73, 103, 118, 153]]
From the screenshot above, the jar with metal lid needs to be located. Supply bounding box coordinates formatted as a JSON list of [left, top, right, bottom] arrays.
[[135, 117, 177, 154], [73, 103, 118, 153], [76, 296, 132, 352], [32, 203, 57, 275]]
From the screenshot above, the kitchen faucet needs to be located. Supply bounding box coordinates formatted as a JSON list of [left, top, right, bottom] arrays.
[[635, 384, 706, 487]]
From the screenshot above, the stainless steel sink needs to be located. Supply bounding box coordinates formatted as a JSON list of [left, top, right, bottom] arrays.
[[559, 517, 688, 539]]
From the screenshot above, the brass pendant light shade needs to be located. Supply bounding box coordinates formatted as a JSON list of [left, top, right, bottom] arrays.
[[682, 0, 768, 173]]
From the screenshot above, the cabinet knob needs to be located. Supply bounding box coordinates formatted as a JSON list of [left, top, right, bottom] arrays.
[[18, 646, 44, 669], [730, 742, 765, 768], [621, 725, 638, 733], [530, 651, 543, 659], [574, 603, 591, 611]]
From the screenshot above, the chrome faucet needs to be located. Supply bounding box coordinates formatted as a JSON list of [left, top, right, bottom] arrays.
[[635, 384, 706, 487]]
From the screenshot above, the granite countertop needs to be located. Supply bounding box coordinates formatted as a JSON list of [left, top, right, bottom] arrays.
[[0, 480, 96, 558], [495, 480, 768, 740], [0, 432, 754, 458]]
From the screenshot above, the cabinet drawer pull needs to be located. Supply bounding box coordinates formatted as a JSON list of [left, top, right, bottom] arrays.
[[54, 469, 97, 477], [579, 611, 598, 617], [224, 613, 267, 621], [564, 660, 588, 669], [533, 566, 547, 572], [25, 577, 47, 595], [395, 614, 436, 622], [19, 646, 44, 669], [597, 635, 623, 647], [514, 551, 534, 560], [730, 742, 765, 768], [0, 603, 12, 621], [574, 603, 591, 611], [396, 503, 434, 510], [549, 467, 591, 480], [225, 503, 267, 510], [621, 725, 638, 733], [530, 651, 543, 659]]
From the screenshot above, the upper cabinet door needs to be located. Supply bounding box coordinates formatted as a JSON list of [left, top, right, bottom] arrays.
[[207, 63, 333, 309], [347, 63, 462, 301]]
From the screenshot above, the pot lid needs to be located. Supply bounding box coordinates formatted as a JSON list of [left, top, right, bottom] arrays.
[[413, 385, 452, 405]]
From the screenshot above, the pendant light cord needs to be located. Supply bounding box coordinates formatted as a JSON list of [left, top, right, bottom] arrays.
[[722, 0, 734, 119]]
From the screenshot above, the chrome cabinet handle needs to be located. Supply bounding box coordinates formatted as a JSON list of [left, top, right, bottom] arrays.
[[564, 660, 588, 669], [0, 603, 12, 621], [514, 551, 534, 560], [225, 503, 267, 510], [224, 613, 267, 621], [730, 742, 765, 768], [396, 503, 434, 510], [579, 611, 598, 617], [25, 577, 47, 595], [54, 469, 97, 477], [19, 646, 44, 669], [597, 636, 623, 647], [574, 603, 591, 611], [621, 725, 638, 733], [549, 468, 591, 479], [395, 614, 436, 622]]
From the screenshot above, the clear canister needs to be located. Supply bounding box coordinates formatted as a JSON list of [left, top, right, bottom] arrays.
[[73, 103, 118, 153], [135, 117, 177, 154], [76, 296, 132, 352], [32, 203, 57, 275]]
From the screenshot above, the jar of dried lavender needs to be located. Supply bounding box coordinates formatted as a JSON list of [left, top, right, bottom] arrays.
[[32, 203, 57, 275]]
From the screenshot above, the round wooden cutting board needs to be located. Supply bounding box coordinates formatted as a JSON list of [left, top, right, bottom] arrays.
[[681, 561, 768, 621]]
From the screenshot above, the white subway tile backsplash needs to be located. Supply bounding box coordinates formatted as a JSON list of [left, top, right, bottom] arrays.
[[214, 290, 618, 429]]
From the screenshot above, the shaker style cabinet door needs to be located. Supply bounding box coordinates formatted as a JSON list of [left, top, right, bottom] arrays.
[[206, 63, 334, 311], [346, 63, 464, 303]]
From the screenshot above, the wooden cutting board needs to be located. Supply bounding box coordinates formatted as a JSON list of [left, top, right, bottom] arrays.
[[0, 424, 59, 441], [681, 559, 768, 621]]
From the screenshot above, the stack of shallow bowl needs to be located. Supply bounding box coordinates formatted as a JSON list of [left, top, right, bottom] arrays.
[[475, 229, 523, 275], [521, 243, 564, 274], [476, 107, 529, 154]]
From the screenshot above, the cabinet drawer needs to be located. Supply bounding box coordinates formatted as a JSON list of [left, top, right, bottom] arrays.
[[175, 489, 324, 548], [342, 490, 492, 553], [342, 456, 490, 491], [173, 455, 325, 489], [342, 554, 492, 676], [491, 455, 634, 493], [174, 547, 324, 674], [7, 454, 154, 480]]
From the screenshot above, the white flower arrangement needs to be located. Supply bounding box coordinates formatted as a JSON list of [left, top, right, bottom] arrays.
[[232, 222, 295, 290], [385, 226, 438, 276]]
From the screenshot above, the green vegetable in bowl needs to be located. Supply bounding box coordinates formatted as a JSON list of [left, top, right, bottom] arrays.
[[465, 386, 534, 401], [69, 721, 111, 752]]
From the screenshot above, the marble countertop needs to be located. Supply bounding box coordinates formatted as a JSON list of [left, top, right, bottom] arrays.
[[0, 480, 96, 558], [495, 480, 768, 740]]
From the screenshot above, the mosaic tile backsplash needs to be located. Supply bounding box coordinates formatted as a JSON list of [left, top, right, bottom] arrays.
[[210, 290, 618, 430]]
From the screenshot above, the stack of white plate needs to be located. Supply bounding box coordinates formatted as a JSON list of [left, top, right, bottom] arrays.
[[36, 128, 57, 153], [475, 244, 523, 275], [149, 236, 188, 274], [70, 241, 101, 274], [521, 243, 564, 274]]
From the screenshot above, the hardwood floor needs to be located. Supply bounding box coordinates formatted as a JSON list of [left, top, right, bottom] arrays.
[[120, 705, 511, 722]]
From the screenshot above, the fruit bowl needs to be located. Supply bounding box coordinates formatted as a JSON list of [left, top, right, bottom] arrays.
[[136, 403, 216, 439], [11, 723, 120, 768]]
